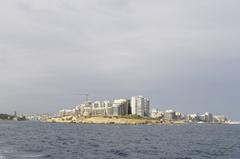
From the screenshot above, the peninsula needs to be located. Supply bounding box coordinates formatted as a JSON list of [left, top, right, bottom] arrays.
[[47, 95, 228, 125], [48, 115, 184, 125]]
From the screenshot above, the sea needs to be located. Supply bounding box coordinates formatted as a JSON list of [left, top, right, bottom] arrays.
[[0, 121, 239, 159]]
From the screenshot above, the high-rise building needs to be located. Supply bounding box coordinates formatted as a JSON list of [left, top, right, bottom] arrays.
[[144, 98, 150, 117], [112, 99, 129, 116], [103, 101, 113, 116], [92, 101, 105, 116], [131, 96, 150, 117]]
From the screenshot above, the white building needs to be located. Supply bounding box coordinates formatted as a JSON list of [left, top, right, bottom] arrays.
[[112, 99, 129, 116], [59, 109, 74, 117], [131, 96, 150, 117], [151, 109, 164, 118], [214, 115, 227, 123], [80, 101, 93, 116], [103, 100, 113, 116], [187, 114, 199, 122], [92, 101, 105, 116], [164, 110, 176, 120], [204, 112, 214, 123]]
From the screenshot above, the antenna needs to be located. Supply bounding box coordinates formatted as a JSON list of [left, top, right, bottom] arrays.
[[76, 93, 89, 104], [72, 93, 90, 106]]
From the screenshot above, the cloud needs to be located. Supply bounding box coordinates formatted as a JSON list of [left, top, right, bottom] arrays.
[[0, 0, 240, 119]]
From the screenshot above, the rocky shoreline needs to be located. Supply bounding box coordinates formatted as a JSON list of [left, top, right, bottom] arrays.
[[47, 116, 185, 125]]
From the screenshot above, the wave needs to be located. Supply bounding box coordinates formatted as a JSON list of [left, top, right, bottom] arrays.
[[0, 152, 6, 159], [17, 154, 50, 158]]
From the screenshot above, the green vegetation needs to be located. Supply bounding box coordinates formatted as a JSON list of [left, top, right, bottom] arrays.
[[0, 114, 14, 120], [0, 114, 27, 121], [17, 116, 27, 121]]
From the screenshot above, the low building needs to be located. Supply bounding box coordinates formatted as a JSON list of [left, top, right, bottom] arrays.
[[59, 109, 74, 117], [198, 115, 205, 121], [214, 115, 227, 123], [151, 109, 164, 118], [80, 101, 93, 116], [74, 105, 81, 116], [175, 112, 184, 120], [204, 112, 214, 123], [186, 114, 199, 122], [164, 110, 176, 121], [82, 106, 92, 116]]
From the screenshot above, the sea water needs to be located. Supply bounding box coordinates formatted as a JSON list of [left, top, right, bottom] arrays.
[[0, 121, 240, 159]]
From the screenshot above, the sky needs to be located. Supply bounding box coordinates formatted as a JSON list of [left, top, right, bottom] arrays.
[[0, 0, 240, 120]]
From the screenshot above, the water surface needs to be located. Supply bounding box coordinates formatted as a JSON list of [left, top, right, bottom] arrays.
[[0, 121, 239, 159]]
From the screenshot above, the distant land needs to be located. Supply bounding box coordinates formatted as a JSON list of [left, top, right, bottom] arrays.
[[0, 113, 27, 121], [44, 95, 234, 125]]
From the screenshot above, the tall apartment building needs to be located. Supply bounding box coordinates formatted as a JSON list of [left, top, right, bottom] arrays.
[[92, 101, 106, 116], [144, 98, 150, 116], [112, 99, 129, 116], [131, 96, 150, 117], [80, 101, 93, 116], [103, 100, 113, 116]]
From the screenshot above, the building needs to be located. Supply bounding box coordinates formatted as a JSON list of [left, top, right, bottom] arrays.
[[187, 114, 199, 122], [59, 109, 74, 117], [214, 115, 227, 123], [175, 112, 184, 120], [112, 99, 129, 116], [74, 105, 81, 116], [103, 100, 113, 116], [80, 101, 93, 116], [92, 101, 106, 116], [199, 114, 205, 122], [131, 96, 150, 117], [144, 98, 150, 116], [151, 109, 164, 118], [131, 96, 137, 115], [26, 114, 52, 121], [136, 97, 144, 116], [58, 96, 151, 117], [204, 112, 214, 123], [164, 110, 176, 120]]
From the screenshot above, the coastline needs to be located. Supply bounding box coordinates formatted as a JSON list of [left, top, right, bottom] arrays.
[[47, 116, 186, 125]]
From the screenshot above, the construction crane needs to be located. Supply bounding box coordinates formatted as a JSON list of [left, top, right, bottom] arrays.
[[81, 94, 89, 104], [73, 93, 89, 105], [72, 93, 89, 103]]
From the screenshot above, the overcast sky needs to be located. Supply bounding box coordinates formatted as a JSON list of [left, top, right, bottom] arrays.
[[0, 0, 240, 120]]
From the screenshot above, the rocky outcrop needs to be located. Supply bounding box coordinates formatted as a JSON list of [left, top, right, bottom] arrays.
[[48, 116, 168, 125]]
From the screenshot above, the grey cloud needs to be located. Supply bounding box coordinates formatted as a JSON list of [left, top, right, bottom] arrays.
[[0, 0, 240, 119]]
